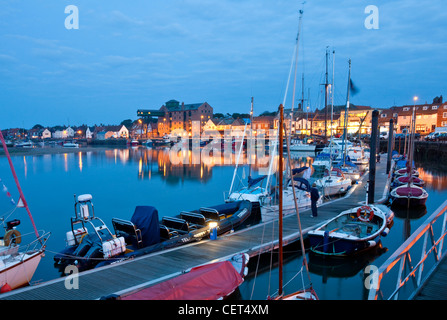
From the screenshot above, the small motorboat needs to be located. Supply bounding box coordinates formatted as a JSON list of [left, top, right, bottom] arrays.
[[289, 139, 316, 152], [395, 167, 419, 177], [312, 153, 331, 171], [113, 253, 250, 300], [389, 184, 428, 207], [308, 204, 394, 256], [54, 194, 252, 271], [14, 140, 34, 148], [314, 167, 352, 197], [391, 175, 425, 189], [334, 157, 361, 182], [142, 139, 152, 147], [63, 142, 79, 148]]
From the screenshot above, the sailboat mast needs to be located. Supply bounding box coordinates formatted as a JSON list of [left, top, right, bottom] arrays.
[[324, 47, 329, 143], [249, 97, 254, 178], [343, 59, 352, 166], [0, 130, 41, 242], [289, 10, 303, 145], [331, 50, 335, 149], [278, 104, 284, 297]]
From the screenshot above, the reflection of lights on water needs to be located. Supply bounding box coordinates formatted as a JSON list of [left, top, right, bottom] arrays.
[[78, 152, 83, 172], [417, 167, 447, 191], [23, 156, 27, 178], [139, 157, 142, 175], [64, 153, 68, 172]]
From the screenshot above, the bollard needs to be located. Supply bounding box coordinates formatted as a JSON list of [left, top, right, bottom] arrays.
[[368, 110, 379, 204], [386, 119, 394, 174]]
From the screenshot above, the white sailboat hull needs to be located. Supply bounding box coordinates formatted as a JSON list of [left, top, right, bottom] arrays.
[[0, 250, 44, 290], [316, 178, 352, 197], [290, 144, 316, 152], [261, 190, 322, 222]]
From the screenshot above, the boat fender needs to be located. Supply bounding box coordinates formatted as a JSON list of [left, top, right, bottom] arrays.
[[357, 206, 374, 222], [367, 240, 376, 247], [381, 228, 390, 237], [4, 229, 21, 246]]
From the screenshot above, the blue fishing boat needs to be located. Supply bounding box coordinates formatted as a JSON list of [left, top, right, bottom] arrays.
[[308, 204, 394, 256]]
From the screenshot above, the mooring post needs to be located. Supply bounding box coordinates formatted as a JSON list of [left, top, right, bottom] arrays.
[[386, 118, 394, 174], [368, 110, 379, 204]]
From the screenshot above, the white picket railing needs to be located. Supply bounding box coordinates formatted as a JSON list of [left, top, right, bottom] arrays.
[[368, 199, 447, 300]]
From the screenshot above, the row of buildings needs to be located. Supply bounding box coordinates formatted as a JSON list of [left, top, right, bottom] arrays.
[[140, 99, 447, 138], [2, 125, 131, 141], [4, 99, 447, 142]]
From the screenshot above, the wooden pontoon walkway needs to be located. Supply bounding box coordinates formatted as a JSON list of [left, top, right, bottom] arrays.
[[1, 161, 391, 300], [413, 256, 447, 300]]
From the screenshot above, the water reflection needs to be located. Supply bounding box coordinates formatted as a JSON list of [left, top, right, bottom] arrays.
[[416, 166, 447, 191]]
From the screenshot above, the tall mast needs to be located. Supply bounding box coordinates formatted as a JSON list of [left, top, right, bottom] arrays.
[[342, 59, 352, 166], [324, 47, 329, 143], [289, 9, 304, 143], [0, 130, 41, 242], [278, 104, 284, 297], [249, 97, 254, 178]]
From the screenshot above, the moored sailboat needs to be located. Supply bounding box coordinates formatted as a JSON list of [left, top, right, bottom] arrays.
[[0, 130, 50, 292]]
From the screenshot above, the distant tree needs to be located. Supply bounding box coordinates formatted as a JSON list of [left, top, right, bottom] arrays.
[[32, 124, 44, 130], [260, 111, 277, 116], [120, 119, 133, 129], [213, 113, 225, 118]]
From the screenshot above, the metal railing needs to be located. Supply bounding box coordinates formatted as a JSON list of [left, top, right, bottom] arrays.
[[368, 199, 447, 300]]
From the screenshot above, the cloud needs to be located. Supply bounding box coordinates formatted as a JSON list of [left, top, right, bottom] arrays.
[[106, 10, 145, 27]]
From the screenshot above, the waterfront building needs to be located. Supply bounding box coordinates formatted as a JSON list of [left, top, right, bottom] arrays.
[[157, 100, 213, 136], [339, 105, 373, 135], [42, 128, 51, 139], [93, 125, 129, 139], [437, 103, 447, 128]]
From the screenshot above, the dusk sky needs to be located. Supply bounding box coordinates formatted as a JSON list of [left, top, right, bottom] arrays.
[[1, 0, 446, 129]]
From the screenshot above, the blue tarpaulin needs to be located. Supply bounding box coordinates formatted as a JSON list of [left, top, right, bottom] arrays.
[[131, 206, 160, 247], [248, 175, 267, 188], [292, 166, 309, 175], [291, 177, 311, 192]]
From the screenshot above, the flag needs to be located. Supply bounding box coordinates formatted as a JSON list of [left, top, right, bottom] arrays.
[[17, 196, 25, 208], [350, 79, 360, 96]]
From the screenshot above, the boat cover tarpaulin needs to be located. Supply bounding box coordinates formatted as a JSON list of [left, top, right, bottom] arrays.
[[248, 175, 267, 187], [121, 260, 243, 300], [395, 186, 423, 197], [292, 166, 309, 175], [130, 206, 160, 247], [292, 177, 311, 192]]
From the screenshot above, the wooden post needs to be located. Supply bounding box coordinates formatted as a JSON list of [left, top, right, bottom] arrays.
[[386, 119, 394, 174], [368, 110, 379, 204]]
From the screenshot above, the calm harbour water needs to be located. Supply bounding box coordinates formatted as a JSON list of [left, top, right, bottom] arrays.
[[0, 146, 446, 299]]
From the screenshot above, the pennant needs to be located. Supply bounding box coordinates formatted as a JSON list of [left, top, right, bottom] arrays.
[[350, 79, 360, 96], [17, 196, 25, 208]]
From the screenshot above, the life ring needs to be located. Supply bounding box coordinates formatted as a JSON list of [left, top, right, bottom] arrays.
[[356, 206, 374, 222], [4, 229, 21, 246]]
